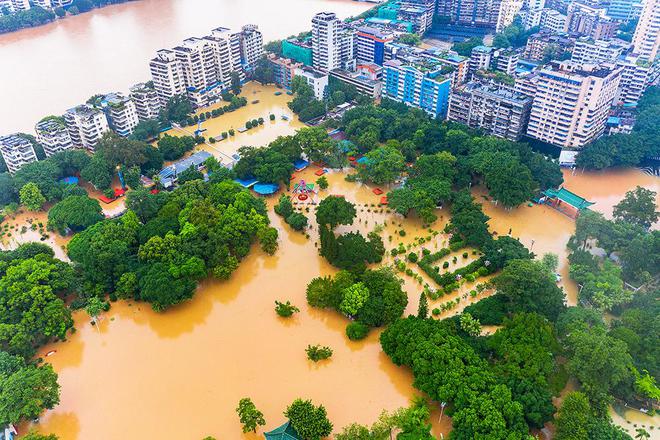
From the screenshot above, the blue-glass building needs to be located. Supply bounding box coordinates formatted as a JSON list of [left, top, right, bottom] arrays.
[[383, 59, 452, 119]]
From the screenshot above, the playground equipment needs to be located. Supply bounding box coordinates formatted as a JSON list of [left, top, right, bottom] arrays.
[[292, 179, 316, 201]]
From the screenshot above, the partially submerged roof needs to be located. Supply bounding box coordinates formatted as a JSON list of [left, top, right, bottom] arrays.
[[543, 187, 594, 210], [264, 421, 301, 440]]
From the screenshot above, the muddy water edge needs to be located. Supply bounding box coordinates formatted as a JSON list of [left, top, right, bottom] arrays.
[[8, 85, 658, 438]]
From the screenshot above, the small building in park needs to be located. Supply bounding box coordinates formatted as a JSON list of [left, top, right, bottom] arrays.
[[263, 421, 302, 440], [541, 187, 594, 219]]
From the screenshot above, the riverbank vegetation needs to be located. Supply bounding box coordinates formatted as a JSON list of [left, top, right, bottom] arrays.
[[0, 0, 142, 35], [0, 243, 70, 428]]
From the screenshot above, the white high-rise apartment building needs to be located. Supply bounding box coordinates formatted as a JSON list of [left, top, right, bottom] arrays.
[[238, 24, 264, 70], [615, 55, 656, 103], [64, 105, 110, 151], [35, 117, 73, 157], [129, 82, 162, 121], [526, 61, 622, 149], [449, 82, 532, 141], [150, 25, 248, 109], [204, 26, 244, 87], [33, 0, 51, 8], [497, 0, 525, 31], [571, 38, 630, 64], [539, 9, 567, 33], [312, 12, 342, 73], [0, 134, 37, 174], [10, 0, 29, 11], [174, 37, 221, 108], [149, 49, 186, 106], [632, 0, 660, 60], [98, 93, 139, 137]]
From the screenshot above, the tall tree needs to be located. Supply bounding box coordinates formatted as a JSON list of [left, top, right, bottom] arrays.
[[613, 186, 658, 229]]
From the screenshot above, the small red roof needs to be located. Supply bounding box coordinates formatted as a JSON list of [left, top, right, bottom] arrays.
[[315, 169, 326, 176], [150, 189, 160, 194], [114, 188, 126, 197], [380, 196, 388, 205], [373, 188, 383, 195], [99, 196, 115, 204]]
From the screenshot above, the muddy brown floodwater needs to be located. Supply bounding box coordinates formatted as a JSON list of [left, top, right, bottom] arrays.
[[16, 84, 659, 438], [0, 0, 372, 133]]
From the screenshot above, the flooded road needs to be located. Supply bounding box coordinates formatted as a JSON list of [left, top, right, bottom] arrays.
[[16, 84, 659, 438], [0, 0, 371, 134]]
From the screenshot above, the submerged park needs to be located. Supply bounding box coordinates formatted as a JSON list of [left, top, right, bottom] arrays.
[[0, 80, 658, 439]]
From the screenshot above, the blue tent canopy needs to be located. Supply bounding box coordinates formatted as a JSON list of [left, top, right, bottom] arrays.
[[293, 159, 309, 171], [234, 177, 259, 188], [59, 176, 79, 185], [253, 183, 279, 195]]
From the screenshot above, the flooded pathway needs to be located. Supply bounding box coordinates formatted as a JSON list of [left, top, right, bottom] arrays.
[[19, 85, 659, 438]]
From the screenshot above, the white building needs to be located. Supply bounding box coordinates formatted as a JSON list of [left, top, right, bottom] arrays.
[[497, 0, 525, 32], [149, 49, 186, 107], [539, 9, 567, 33], [615, 55, 656, 103], [97, 93, 139, 137], [35, 117, 73, 157], [129, 82, 162, 121], [33, 0, 51, 8], [448, 81, 533, 141], [526, 61, 622, 149], [238, 24, 264, 70], [10, 0, 29, 12], [312, 12, 342, 73], [150, 25, 247, 109], [571, 38, 630, 64], [0, 134, 38, 174], [494, 49, 519, 75], [469, 45, 493, 74], [64, 105, 110, 151], [632, 0, 660, 60], [293, 67, 328, 100]]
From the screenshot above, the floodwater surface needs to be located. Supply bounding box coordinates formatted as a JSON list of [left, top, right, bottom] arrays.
[[0, 0, 371, 133], [13, 85, 660, 438]]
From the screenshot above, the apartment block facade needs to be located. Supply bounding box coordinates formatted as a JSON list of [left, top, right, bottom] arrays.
[[0, 134, 37, 174], [129, 82, 162, 121], [526, 61, 622, 148], [383, 59, 452, 119], [35, 118, 73, 157], [571, 38, 630, 64], [356, 26, 393, 66], [64, 105, 110, 151], [632, 0, 659, 60], [150, 25, 254, 109], [448, 81, 532, 141], [312, 12, 342, 73], [96, 93, 139, 137]]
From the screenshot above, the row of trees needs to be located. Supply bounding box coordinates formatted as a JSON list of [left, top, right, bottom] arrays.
[[234, 127, 345, 184], [0, 243, 72, 429], [341, 100, 562, 208]]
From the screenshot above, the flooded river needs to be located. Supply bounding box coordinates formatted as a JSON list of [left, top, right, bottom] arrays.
[[12, 85, 659, 438], [0, 0, 371, 134]]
